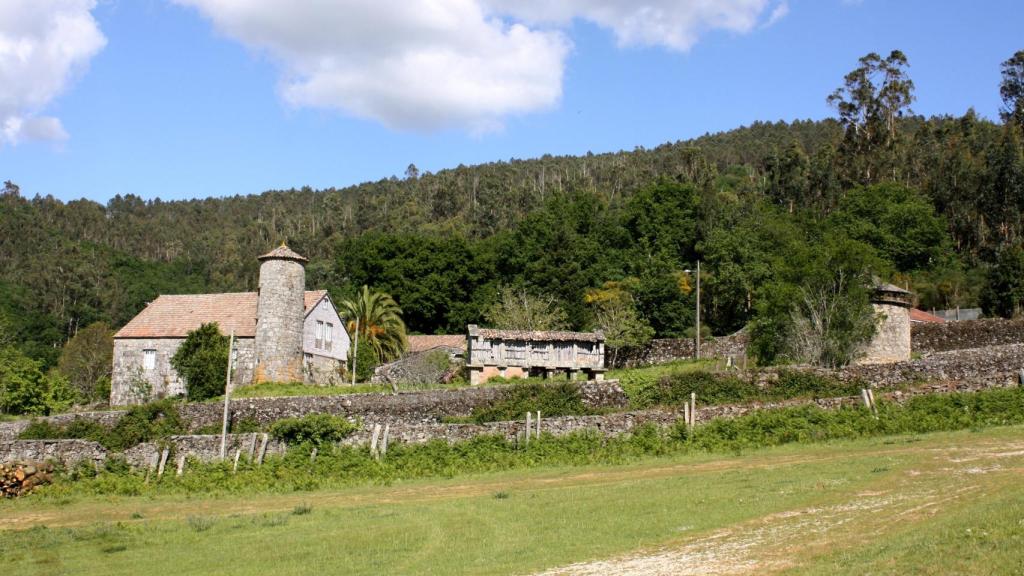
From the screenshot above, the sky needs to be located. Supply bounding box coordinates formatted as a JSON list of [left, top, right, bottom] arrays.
[[1, 0, 1021, 204]]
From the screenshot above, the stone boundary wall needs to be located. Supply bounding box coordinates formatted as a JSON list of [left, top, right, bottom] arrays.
[[4, 377, 1015, 470], [614, 332, 749, 368], [912, 319, 1024, 354], [0, 380, 628, 441]]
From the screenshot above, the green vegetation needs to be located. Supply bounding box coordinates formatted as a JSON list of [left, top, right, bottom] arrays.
[[340, 285, 408, 369], [269, 414, 358, 446], [227, 381, 396, 398], [0, 346, 75, 416], [57, 322, 114, 404], [1, 427, 1022, 575], [18, 399, 185, 451], [3, 49, 1024, 411], [17, 387, 1024, 499], [468, 381, 590, 423], [170, 323, 229, 402]]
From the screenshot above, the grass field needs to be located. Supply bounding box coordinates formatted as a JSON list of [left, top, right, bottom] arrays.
[[3, 425, 1022, 575]]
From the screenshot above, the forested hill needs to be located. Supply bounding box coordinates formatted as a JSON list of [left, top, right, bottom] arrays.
[[3, 103, 1024, 368]]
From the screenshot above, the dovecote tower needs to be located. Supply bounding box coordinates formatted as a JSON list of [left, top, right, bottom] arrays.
[[254, 244, 307, 382], [858, 283, 914, 364]]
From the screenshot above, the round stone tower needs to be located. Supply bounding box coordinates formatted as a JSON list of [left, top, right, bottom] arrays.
[[254, 244, 307, 383], [858, 283, 914, 365]]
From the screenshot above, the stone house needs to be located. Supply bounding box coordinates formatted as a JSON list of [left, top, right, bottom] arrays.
[[466, 325, 605, 385], [110, 245, 350, 404]]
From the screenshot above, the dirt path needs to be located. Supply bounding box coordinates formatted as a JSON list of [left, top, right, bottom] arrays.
[[533, 439, 1024, 575]]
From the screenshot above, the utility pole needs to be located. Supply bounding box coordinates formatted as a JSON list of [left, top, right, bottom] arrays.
[[220, 330, 235, 460], [695, 260, 701, 359]]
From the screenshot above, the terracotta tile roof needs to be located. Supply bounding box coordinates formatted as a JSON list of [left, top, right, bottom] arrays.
[[115, 290, 328, 338], [257, 244, 308, 262], [407, 335, 466, 353], [910, 308, 947, 323], [469, 326, 604, 342]]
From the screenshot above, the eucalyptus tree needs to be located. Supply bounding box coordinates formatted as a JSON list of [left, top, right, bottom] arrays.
[[999, 50, 1024, 127], [828, 50, 915, 184]]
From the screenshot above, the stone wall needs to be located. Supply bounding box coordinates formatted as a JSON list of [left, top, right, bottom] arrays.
[[0, 380, 629, 440], [912, 319, 1024, 353], [5, 377, 1014, 470], [0, 439, 107, 468], [614, 332, 749, 368], [179, 380, 628, 431]]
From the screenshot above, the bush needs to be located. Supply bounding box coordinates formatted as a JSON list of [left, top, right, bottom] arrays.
[[269, 414, 358, 446], [470, 381, 591, 424], [18, 399, 185, 451], [350, 341, 378, 383], [633, 369, 864, 409]]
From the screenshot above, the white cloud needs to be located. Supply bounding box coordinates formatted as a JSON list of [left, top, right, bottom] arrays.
[[176, 0, 785, 132], [763, 1, 790, 28], [484, 0, 782, 51], [0, 0, 106, 146]]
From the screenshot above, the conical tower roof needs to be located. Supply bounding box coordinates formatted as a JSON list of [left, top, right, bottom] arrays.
[[257, 243, 308, 263]]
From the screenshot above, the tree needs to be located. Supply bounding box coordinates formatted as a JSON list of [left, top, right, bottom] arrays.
[[57, 321, 114, 402], [981, 244, 1024, 318], [828, 50, 915, 183], [586, 281, 654, 366], [170, 323, 228, 401], [0, 347, 71, 415], [485, 287, 568, 331], [339, 286, 408, 365], [999, 50, 1024, 127], [750, 237, 880, 368]]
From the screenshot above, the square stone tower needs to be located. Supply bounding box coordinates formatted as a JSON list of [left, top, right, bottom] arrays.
[[254, 244, 307, 383]]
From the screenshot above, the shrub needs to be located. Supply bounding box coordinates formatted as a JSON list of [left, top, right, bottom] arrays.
[[646, 371, 760, 407], [18, 399, 185, 451], [471, 382, 589, 423], [170, 323, 228, 401], [269, 414, 358, 446]]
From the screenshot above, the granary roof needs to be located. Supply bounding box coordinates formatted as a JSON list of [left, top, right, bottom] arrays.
[[407, 335, 466, 354], [257, 244, 308, 262], [114, 290, 328, 338], [469, 325, 604, 342]]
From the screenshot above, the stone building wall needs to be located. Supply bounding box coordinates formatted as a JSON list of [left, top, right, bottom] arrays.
[[254, 258, 305, 383], [111, 337, 256, 405], [303, 353, 346, 386], [858, 303, 912, 364]]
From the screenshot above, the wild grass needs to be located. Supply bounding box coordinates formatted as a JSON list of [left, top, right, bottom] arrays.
[[2, 426, 1021, 575]]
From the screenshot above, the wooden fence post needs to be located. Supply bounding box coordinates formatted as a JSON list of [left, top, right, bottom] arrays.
[[525, 412, 532, 445], [535, 411, 541, 438], [257, 433, 269, 466], [310, 447, 318, 463], [690, 392, 697, 429], [157, 448, 169, 477], [175, 455, 186, 477], [248, 433, 258, 460], [370, 424, 382, 459], [381, 424, 390, 457], [232, 449, 241, 473]]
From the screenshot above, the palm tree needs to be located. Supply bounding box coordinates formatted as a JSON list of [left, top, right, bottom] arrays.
[[339, 286, 408, 364]]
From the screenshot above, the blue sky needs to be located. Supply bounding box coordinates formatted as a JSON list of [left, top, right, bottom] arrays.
[[2, 0, 1021, 203]]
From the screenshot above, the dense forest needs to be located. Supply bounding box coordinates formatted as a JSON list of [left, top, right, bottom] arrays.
[[2, 49, 1024, 378]]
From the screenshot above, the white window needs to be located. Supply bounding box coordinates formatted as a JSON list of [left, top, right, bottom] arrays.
[[325, 322, 333, 351], [315, 320, 325, 349], [143, 349, 157, 370]]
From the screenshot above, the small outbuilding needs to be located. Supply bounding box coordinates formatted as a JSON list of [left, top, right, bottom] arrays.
[[466, 325, 605, 385]]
